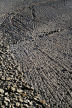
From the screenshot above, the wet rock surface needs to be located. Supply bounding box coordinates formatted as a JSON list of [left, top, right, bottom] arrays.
[[0, 0, 72, 108]]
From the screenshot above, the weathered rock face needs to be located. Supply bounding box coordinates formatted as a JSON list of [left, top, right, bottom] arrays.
[[0, 0, 72, 108]]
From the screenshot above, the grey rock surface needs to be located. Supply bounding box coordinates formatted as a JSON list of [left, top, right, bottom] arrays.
[[0, 0, 72, 108]]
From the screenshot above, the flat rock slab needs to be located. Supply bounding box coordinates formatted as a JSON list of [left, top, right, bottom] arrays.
[[0, 0, 72, 108]]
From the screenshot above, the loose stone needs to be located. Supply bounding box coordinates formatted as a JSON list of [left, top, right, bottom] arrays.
[[16, 102, 20, 107], [40, 100, 46, 104], [17, 89, 23, 93], [0, 89, 4, 94], [5, 92, 8, 96], [11, 87, 16, 92], [5, 97, 10, 102]]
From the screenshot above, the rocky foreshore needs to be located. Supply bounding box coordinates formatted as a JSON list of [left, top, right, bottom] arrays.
[[0, 0, 72, 108], [0, 30, 48, 108]]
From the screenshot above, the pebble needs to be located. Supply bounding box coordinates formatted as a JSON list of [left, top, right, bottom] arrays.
[[11, 87, 16, 92], [22, 92, 27, 97], [19, 98, 23, 102], [29, 101, 33, 106], [1, 77, 5, 80], [0, 89, 4, 94], [24, 104, 29, 108], [34, 97, 38, 101], [48, 104, 50, 108], [1, 105, 5, 108], [19, 97, 23, 102], [17, 65, 21, 71], [17, 89, 23, 93], [6, 77, 10, 81], [4, 101, 8, 106], [5, 92, 8, 96], [40, 100, 46, 104], [24, 100, 30, 104], [5, 97, 10, 102], [16, 102, 20, 107]]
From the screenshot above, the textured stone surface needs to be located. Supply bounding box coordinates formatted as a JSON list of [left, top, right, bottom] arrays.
[[0, 0, 72, 108], [0, 31, 47, 108]]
